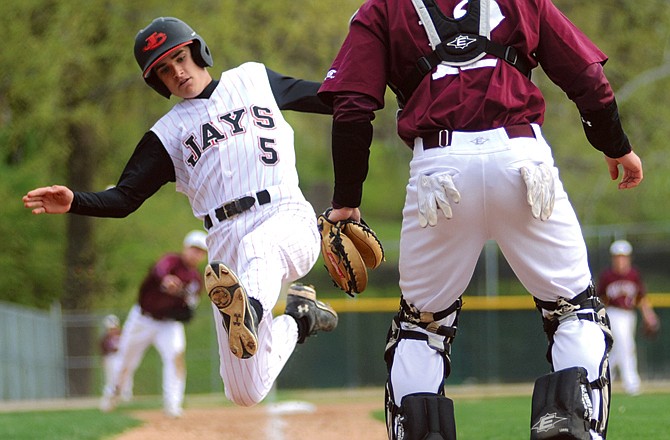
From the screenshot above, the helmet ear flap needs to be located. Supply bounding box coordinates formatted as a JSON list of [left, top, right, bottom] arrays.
[[146, 72, 172, 99], [190, 38, 213, 68]]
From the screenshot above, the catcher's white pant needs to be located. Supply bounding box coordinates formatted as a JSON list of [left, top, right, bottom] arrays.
[[103, 305, 186, 416], [205, 193, 320, 407], [607, 307, 641, 394], [391, 125, 608, 438]]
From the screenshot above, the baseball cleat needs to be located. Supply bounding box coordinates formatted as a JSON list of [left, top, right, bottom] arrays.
[[99, 387, 119, 413], [204, 262, 259, 359], [284, 283, 338, 343]]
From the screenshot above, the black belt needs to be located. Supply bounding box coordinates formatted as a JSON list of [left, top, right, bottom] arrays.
[[421, 124, 535, 150], [204, 189, 271, 230]]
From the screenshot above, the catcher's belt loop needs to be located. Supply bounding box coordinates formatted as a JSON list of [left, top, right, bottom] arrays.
[[438, 129, 450, 147]]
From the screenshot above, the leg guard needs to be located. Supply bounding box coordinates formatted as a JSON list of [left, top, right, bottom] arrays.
[[530, 367, 592, 440], [385, 297, 462, 439], [535, 284, 613, 438], [389, 392, 457, 440]]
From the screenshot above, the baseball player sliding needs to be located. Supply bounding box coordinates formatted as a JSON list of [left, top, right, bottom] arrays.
[[319, 0, 642, 439], [100, 230, 208, 418], [23, 17, 337, 408]]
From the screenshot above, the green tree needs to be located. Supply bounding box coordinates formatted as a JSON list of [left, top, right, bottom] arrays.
[[2, 0, 670, 313]]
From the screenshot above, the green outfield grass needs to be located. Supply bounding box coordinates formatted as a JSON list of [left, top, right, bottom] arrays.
[[461, 392, 669, 439], [0, 408, 141, 440], [375, 391, 670, 439], [1, 390, 668, 439]]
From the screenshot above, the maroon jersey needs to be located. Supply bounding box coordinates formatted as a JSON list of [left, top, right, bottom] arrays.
[[596, 267, 646, 310], [319, 0, 609, 145], [138, 253, 203, 320]]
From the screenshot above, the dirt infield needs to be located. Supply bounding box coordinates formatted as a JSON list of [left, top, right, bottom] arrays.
[[113, 388, 388, 440], [109, 385, 541, 440], [109, 381, 670, 439]]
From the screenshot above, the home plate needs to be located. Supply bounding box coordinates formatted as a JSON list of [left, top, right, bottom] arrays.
[[266, 400, 317, 415]]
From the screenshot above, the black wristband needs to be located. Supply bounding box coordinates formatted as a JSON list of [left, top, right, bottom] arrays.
[[331, 120, 373, 207], [580, 99, 632, 158]]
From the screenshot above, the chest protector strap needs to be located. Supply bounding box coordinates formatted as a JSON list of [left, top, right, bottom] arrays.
[[395, 0, 531, 106]]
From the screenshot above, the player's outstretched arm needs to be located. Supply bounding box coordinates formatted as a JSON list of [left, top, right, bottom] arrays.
[[22, 185, 74, 215], [605, 150, 643, 189]]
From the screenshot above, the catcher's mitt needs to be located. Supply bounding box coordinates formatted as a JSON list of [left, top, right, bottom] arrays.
[[317, 209, 384, 296]]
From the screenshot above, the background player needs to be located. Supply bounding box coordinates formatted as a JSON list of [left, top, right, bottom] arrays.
[[99, 314, 132, 404], [318, 0, 642, 438], [100, 230, 207, 417], [597, 239, 660, 396], [23, 16, 337, 408]]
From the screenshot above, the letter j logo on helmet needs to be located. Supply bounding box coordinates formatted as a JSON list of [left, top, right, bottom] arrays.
[[143, 32, 167, 52]]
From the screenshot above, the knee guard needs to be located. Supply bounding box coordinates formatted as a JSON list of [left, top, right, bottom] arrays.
[[388, 392, 457, 440], [530, 367, 592, 440], [535, 283, 613, 362], [384, 297, 462, 378]]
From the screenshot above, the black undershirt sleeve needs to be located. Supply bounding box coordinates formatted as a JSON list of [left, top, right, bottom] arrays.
[[331, 120, 374, 208], [579, 99, 632, 159], [70, 131, 175, 217], [266, 68, 333, 114]]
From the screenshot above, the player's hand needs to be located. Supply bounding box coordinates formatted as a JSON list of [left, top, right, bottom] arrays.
[[22, 185, 74, 214], [160, 274, 184, 296], [605, 151, 643, 189], [327, 206, 361, 223]]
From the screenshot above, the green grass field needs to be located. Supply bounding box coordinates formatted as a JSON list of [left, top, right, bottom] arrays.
[[456, 392, 670, 439], [371, 391, 670, 439], [1, 390, 668, 439]]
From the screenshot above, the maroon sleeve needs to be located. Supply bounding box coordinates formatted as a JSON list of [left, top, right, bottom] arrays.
[[138, 254, 187, 319], [562, 63, 614, 113], [318, 2, 389, 108], [534, 0, 608, 88]]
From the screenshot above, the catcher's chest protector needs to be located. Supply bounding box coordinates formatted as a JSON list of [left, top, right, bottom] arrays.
[[530, 367, 592, 440], [395, 0, 530, 106], [411, 0, 492, 67]]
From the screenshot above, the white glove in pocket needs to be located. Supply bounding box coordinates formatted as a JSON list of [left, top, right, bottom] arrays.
[[520, 163, 555, 221], [417, 172, 461, 227]]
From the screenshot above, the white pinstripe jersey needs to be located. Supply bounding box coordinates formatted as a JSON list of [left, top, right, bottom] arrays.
[[151, 62, 299, 220]]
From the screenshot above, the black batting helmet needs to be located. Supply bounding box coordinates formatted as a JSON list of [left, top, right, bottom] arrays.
[[134, 17, 213, 98]]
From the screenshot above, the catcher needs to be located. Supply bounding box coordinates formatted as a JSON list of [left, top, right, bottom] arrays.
[[318, 0, 643, 439]]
